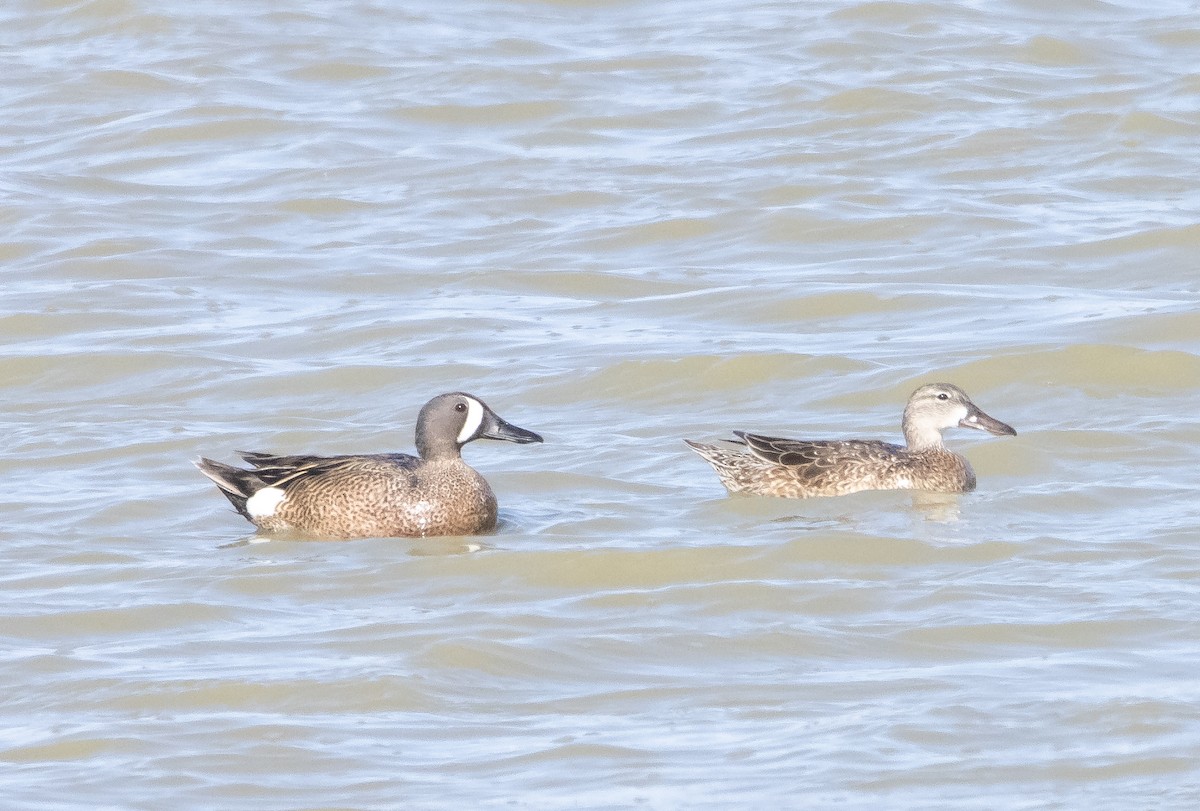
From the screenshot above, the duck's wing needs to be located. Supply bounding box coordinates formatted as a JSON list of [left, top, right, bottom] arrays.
[[237, 451, 422, 488], [735, 433, 904, 473]]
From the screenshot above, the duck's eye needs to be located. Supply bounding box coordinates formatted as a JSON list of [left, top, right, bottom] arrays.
[[455, 402, 467, 412], [937, 392, 949, 400]]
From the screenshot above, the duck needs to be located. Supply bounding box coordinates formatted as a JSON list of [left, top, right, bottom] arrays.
[[684, 383, 1015, 498], [196, 392, 542, 539]]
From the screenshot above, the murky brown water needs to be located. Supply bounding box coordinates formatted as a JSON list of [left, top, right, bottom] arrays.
[[3, 0, 1199, 807]]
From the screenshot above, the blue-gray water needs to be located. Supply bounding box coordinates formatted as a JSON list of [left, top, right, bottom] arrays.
[[3, 0, 1199, 807]]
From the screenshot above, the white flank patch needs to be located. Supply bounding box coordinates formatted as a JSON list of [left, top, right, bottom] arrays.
[[246, 486, 286, 519], [456, 397, 485, 444]]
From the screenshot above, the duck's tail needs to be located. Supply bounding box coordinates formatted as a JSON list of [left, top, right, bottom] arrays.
[[194, 458, 263, 520]]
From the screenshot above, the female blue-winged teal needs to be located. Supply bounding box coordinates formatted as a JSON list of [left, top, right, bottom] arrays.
[[685, 383, 1016, 498], [196, 392, 542, 539]]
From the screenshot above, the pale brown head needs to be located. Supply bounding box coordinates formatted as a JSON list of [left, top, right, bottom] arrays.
[[901, 383, 1016, 451]]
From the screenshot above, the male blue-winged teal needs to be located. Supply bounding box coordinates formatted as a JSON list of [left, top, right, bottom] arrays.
[[196, 392, 542, 539], [685, 383, 1016, 498]]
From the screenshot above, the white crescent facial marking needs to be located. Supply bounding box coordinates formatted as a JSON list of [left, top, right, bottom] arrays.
[[246, 486, 286, 519], [456, 397, 485, 444]]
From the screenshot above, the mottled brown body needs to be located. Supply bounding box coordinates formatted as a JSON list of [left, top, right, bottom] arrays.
[[684, 438, 977, 498], [249, 454, 498, 539], [685, 383, 1015, 499]]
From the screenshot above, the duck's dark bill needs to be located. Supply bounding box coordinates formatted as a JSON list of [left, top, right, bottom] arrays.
[[960, 407, 1017, 437], [483, 418, 543, 444]]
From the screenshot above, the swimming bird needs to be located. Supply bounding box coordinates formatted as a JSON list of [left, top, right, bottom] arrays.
[[684, 383, 1015, 498], [196, 392, 542, 538]]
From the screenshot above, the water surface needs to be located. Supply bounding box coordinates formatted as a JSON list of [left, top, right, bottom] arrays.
[[3, 0, 1199, 807]]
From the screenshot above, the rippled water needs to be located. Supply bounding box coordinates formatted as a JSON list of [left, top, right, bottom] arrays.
[[3, 0, 1200, 807]]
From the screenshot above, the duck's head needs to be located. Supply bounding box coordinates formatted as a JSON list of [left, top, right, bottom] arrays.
[[416, 392, 543, 460], [902, 383, 1016, 450]]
